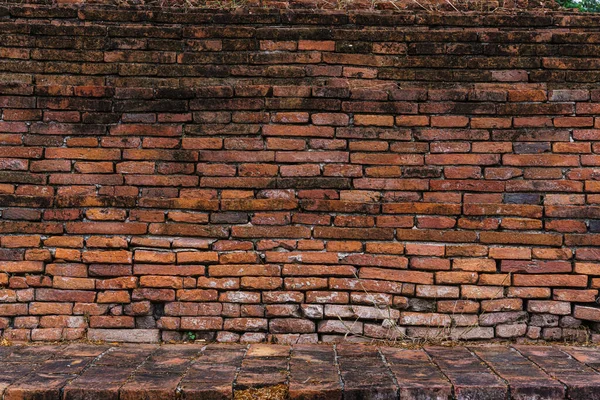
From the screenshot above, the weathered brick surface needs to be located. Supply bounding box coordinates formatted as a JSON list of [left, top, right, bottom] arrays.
[[425, 346, 508, 400], [472, 346, 566, 399], [3, 343, 598, 400], [382, 347, 452, 400], [0, 4, 600, 343], [516, 345, 600, 400]]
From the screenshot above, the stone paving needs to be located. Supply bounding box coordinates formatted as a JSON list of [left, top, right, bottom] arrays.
[[2, 343, 600, 399]]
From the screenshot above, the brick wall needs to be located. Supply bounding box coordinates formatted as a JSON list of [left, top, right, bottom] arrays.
[[1, 4, 600, 343]]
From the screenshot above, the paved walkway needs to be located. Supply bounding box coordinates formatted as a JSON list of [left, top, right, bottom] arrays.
[[1, 343, 600, 399]]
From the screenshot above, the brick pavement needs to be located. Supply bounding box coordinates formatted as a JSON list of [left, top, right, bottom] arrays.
[[1, 343, 600, 399]]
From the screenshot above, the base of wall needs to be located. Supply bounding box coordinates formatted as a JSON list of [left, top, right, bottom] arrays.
[[3, 321, 599, 344]]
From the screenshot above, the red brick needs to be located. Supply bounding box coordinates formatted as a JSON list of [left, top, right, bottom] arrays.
[[82, 250, 132, 264], [436, 271, 478, 285], [453, 259, 496, 272], [0, 261, 44, 273], [554, 289, 597, 302], [263, 125, 334, 138], [97, 291, 131, 303], [528, 300, 571, 315], [354, 115, 394, 127], [574, 306, 600, 322], [298, 40, 335, 51], [0, 13, 597, 343], [312, 113, 349, 126], [513, 275, 587, 287], [359, 268, 433, 285], [395, 115, 429, 126]]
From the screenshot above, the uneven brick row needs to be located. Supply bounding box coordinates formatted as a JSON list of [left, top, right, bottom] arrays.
[[2, 4, 600, 342], [3, 343, 600, 400]]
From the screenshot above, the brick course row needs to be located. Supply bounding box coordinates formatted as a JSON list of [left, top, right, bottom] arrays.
[[1, 4, 600, 343]]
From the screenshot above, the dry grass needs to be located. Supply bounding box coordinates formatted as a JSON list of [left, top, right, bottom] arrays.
[[331, 271, 596, 348], [234, 384, 288, 400]]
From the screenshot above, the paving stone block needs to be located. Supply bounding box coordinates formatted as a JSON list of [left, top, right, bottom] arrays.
[[425, 346, 508, 400], [472, 346, 565, 400], [336, 344, 398, 400], [516, 345, 600, 400], [381, 348, 452, 400], [289, 344, 342, 400]]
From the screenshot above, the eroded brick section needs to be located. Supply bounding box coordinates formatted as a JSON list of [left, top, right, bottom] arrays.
[[234, 344, 290, 399], [179, 344, 247, 400], [120, 345, 202, 400], [560, 346, 600, 370], [516, 345, 600, 400], [336, 344, 398, 399], [3, 345, 100, 400], [288, 344, 342, 400], [425, 346, 508, 400], [0, 346, 58, 398], [381, 348, 452, 400], [63, 345, 157, 400], [472, 346, 565, 400], [0, 5, 600, 342]]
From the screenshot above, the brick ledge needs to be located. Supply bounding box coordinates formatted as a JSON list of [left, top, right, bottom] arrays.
[[2, 343, 600, 399]]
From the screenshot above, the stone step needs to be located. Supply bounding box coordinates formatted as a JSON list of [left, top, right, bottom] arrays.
[[1, 343, 599, 399]]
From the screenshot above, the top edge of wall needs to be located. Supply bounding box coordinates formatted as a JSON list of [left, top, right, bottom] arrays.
[[1, 1, 600, 26]]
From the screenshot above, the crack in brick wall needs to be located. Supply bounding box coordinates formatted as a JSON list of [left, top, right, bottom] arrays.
[[0, 4, 600, 343]]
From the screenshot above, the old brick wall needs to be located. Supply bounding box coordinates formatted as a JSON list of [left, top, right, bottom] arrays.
[[1, 5, 600, 343]]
